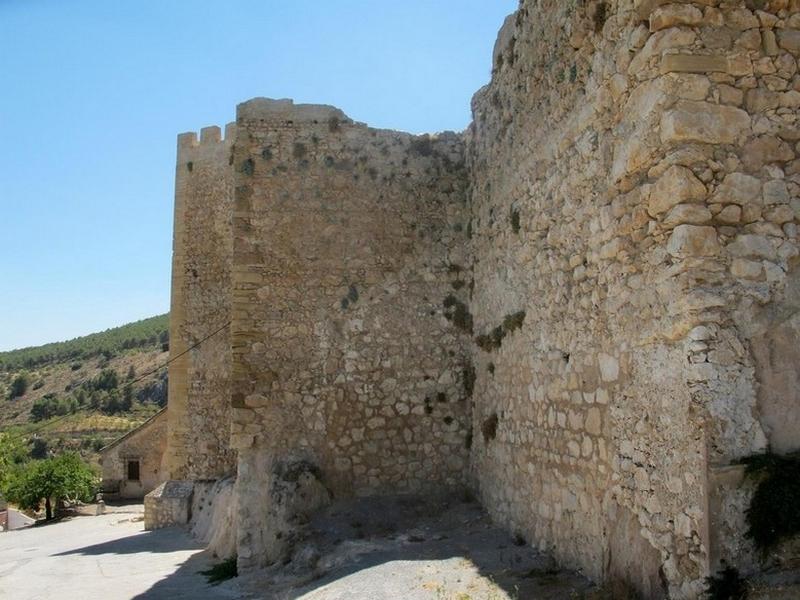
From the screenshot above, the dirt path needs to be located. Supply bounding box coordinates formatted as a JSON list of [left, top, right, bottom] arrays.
[[0, 505, 236, 600]]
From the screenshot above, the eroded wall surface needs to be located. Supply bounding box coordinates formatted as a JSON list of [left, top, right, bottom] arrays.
[[165, 125, 237, 480], [467, 1, 799, 598], [229, 99, 472, 567]]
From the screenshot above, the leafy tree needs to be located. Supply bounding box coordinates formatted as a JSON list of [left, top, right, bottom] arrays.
[[8, 373, 29, 399], [0, 433, 28, 489], [30, 396, 56, 422], [103, 390, 121, 414], [121, 385, 133, 412], [74, 389, 87, 406], [29, 437, 49, 460], [93, 369, 119, 391], [29, 394, 76, 422], [3, 453, 97, 520]]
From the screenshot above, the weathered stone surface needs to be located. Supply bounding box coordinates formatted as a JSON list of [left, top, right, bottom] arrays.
[[727, 234, 777, 260], [745, 88, 781, 112], [717, 204, 742, 224], [712, 172, 762, 205], [660, 101, 750, 144], [777, 29, 800, 53], [166, 124, 236, 481], [763, 180, 790, 206], [731, 258, 763, 280], [667, 225, 721, 257], [762, 30, 780, 56], [229, 99, 471, 568], [662, 203, 713, 228], [144, 480, 194, 530], [650, 5, 702, 32], [660, 54, 727, 74], [741, 135, 795, 171], [630, 28, 697, 74], [649, 165, 707, 216]]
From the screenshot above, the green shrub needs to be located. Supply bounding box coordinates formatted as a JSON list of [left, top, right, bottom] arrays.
[[29, 394, 76, 422], [92, 369, 119, 391], [740, 451, 800, 551], [200, 556, 238, 585], [705, 566, 747, 600], [8, 374, 29, 399]]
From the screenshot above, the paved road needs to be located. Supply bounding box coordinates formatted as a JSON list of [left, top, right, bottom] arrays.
[[0, 506, 238, 600]]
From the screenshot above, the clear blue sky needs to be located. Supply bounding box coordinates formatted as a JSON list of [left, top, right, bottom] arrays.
[[0, 0, 515, 352]]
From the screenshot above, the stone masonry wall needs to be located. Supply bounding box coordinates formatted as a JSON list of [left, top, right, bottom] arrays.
[[467, 1, 799, 598], [230, 99, 472, 568], [161, 1, 800, 595], [165, 125, 237, 480], [144, 480, 194, 530]]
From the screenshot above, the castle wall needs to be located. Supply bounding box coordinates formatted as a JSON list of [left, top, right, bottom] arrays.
[[229, 99, 472, 567], [466, 1, 799, 598], [165, 124, 236, 480], [159, 0, 800, 594]]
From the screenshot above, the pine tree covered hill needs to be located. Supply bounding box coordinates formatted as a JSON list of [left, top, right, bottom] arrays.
[[0, 314, 169, 372], [0, 314, 170, 461]]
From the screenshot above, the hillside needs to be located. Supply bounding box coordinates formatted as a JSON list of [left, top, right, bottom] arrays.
[[0, 315, 170, 464]]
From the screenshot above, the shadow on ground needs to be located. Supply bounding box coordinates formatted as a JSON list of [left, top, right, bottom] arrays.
[[55, 527, 205, 557], [246, 494, 600, 600], [109, 494, 603, 600], [128, 551, 238, 600], [52, 520, 237, 599]]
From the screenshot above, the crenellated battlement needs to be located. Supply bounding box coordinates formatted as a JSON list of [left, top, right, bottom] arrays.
[[177, 122, 236, 156]]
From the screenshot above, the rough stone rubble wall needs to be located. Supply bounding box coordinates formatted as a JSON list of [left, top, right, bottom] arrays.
[[229, 99, 472, 567], [467, 1, 799, 598], [165, 125, 237, 481]]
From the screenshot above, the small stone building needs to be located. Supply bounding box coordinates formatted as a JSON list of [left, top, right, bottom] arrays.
[[100, 408, 167, 499]]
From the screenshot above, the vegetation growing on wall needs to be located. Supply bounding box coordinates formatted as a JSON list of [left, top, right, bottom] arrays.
[[200, 556, 238, 585], [740, 451, 800, 552], [475, 311, 526, 352], [705, 565, 748, 600], [443, 295, 473, 334]]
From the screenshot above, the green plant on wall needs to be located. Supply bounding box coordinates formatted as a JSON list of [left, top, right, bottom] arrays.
[[739, 451, 800, 552], [200, 556, 238, 585]]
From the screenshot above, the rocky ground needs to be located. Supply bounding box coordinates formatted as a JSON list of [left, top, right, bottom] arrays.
[[235, 494, 601, 600]]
